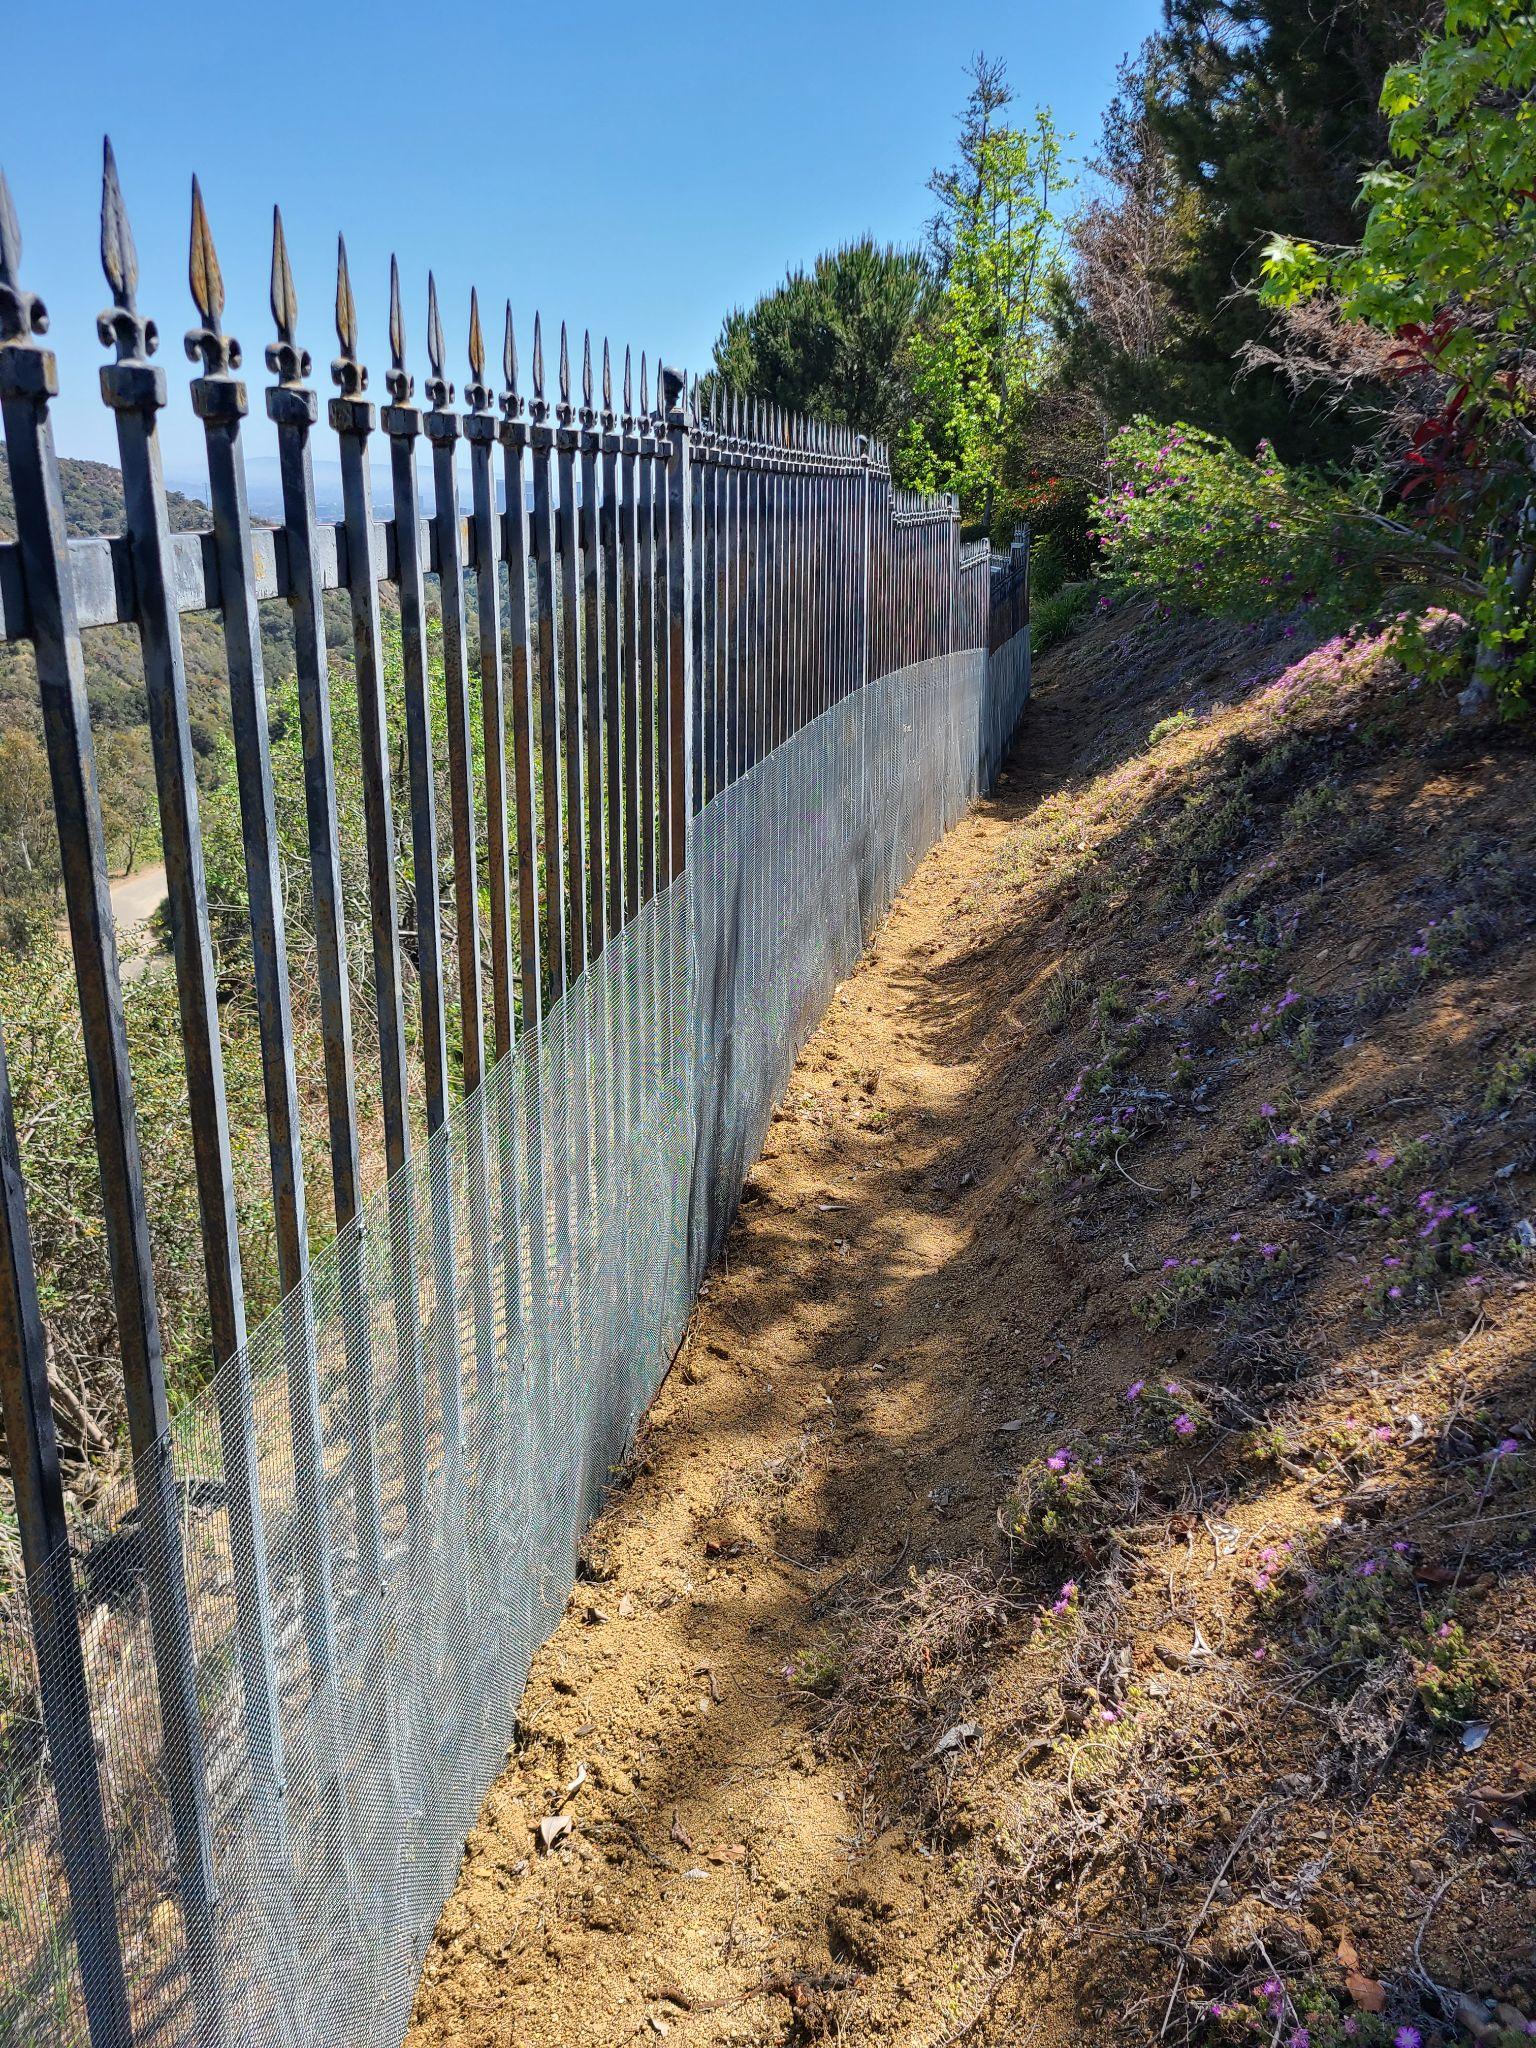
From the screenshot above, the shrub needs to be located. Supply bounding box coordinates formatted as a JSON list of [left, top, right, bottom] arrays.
[[1091, 419, 1430, 631], [1262, 0, 1536, 711], [1031, 580, 1094, 655], [1003, 1442, 1121, 1561]]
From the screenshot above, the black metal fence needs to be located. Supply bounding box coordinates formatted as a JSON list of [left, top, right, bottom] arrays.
[[0, 141, 1029, 2048]]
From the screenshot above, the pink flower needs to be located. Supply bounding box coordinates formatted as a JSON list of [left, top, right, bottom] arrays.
[[1126, 1380, 1145, 1401], [1174, 1414, 1196, 1437], [1394, 2030, 1422, 2048]]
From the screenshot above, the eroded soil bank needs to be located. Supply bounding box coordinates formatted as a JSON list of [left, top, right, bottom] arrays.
[[408, 606, 1536, 2048]]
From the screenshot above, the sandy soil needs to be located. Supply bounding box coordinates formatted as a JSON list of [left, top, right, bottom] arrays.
[[407, 606, 1536, 2048]]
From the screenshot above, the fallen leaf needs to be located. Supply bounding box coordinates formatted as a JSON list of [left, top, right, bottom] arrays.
[[617, 1592, 636, 1620], [709, 1842, 749, 1863], [1462, 1721, 1491, 1752], [537, 1814, 572, 1851], [670, 1809, 694, 1851], [1344, 1970, 1385, 2013], [564, 1763, 588, 1799], [1336, 1935, 1359, 1972]]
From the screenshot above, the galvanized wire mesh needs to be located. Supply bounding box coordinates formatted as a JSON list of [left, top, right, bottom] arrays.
[[0, 633, 1027, 2048]]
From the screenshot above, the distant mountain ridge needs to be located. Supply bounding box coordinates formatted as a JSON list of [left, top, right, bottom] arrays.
[[0, 449, 211, 544]]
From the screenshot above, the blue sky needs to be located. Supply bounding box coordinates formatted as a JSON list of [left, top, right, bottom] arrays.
[[5, 0, 1160, 485]]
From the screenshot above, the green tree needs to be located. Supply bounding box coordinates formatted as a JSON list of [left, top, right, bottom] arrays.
[[1144, 0, 1439, 459], [711, 239, 936, 444], [1261, 0, 1536, 709], [898, 58, 1067, 528]]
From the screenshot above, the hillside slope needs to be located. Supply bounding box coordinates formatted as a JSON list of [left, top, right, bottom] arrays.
[[407, 602, 1536, 2048]]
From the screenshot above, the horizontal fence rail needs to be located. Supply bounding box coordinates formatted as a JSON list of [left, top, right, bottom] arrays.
[[0, 142, 1031, 2048]]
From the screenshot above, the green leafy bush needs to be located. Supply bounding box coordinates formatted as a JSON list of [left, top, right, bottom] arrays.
[[1031, 581, 1094, 655], [1091, 419, 1428, 628], [1261, 0, 1536, 710]]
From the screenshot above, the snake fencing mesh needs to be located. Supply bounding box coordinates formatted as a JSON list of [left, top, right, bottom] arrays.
[[1, 630, 1028, 2048]]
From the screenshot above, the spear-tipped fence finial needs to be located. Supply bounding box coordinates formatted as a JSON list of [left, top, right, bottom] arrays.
[[185, 175, 237, 377], [580, 329, 595, 427], [621, 342, 633, 428], [0, 165, 48, 346], [265, 206, 310, 389], [385, 253, 411, 404], [556, 318, 572, 423], [464, 286, 492, 412], [331, 233, 366, 398], [424, 270, 451, 410], [96, 137, 154, 365], [639, 349, 649, 424], [601, 336, 614, 429], [530, 310, 548, 421], [500, 301, 523, 422]]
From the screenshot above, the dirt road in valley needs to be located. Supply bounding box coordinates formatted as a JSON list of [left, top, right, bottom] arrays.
[[62, 861, 168, 980], [107, 859, 167, 935]]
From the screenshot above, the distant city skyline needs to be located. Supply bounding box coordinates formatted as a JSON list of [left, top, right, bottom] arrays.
[[4, 0, 1158, 486]]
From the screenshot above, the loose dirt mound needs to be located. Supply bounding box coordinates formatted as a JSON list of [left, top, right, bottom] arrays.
[[407, 605, 1536, 2048]]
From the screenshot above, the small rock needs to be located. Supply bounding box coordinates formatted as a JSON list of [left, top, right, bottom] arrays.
[[931, 1721, 983, 1758]]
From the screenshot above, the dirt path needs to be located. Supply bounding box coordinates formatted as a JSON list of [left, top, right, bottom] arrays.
[[108, 859, 167, 933], [57, 861, 168, 982], [407, 611, 1536, 2048], [405, 679, 1087, 2048]]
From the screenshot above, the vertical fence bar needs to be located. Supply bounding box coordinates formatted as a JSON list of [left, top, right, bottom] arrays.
[[636, 356, 658, 905], [329, 241, 428, 1601], [0, 1022, 131, 2048], [1, 164, 227, 2048], [529, 315, 569, 1001], [266, 211, 386, 1602], [662, 365, 692, 882], [651, 362, 673, 890], [619, 349, 642, 927], [186, 180, 339, 1708], [599, 342, 624, 933], [578, 334, 606, 954], [426, 277, 499, 1466], [500, 309, 543, 1036], [426, 277, 485, 1099], [382, 258, 465, 1523], [466, 293, 514, 1065], [554, 325, 588, 978], [96, 146, 288, 1835]]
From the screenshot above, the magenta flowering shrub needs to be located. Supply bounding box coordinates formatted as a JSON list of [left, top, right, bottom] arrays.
[[1003, 1441, 1121, 1561], [1126, 1374, 1210, 1440], [1091, 420, 1435, 631], [1140, 1241, 1288, 1331]]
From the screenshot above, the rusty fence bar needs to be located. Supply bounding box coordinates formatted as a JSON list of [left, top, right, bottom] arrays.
[[0, 142, 1032, 2048]]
